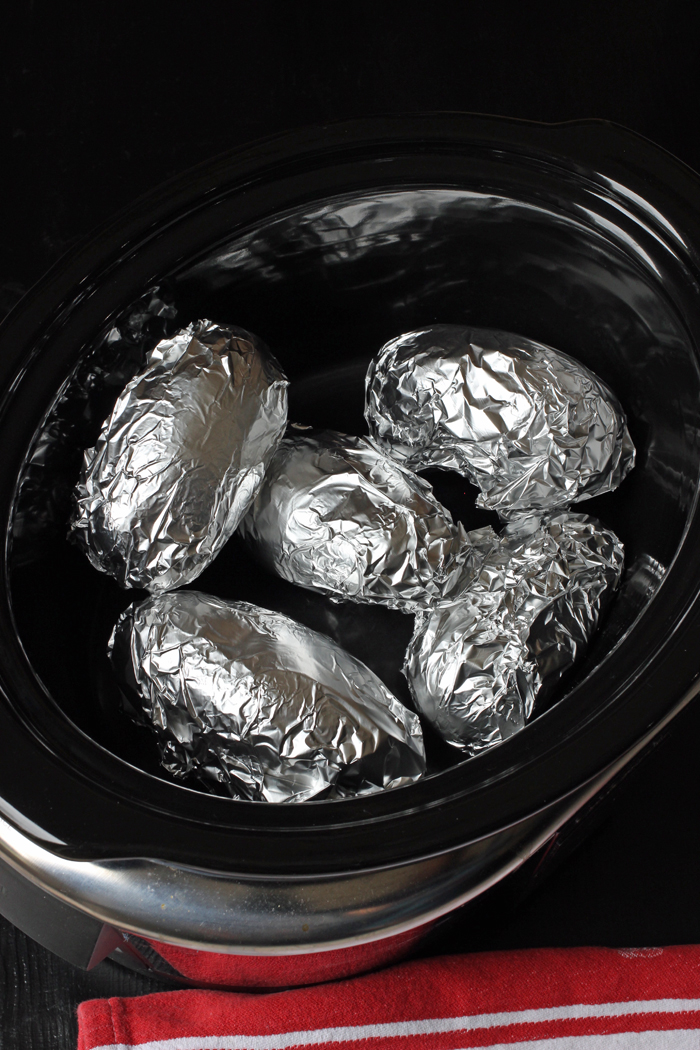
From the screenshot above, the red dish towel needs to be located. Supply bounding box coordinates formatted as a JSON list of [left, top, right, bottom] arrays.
[[78, 944, 700, 1049]]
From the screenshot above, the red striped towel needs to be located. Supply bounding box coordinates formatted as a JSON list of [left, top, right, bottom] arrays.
[[78, 944, 700, 1049]]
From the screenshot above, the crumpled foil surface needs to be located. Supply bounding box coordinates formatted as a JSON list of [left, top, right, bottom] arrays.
[[366, 325, 636, 519], [71, 320, 288, 592], [240, 430, 497, 612], [404, 512, 625, 754], [109, 590, 426, 802]]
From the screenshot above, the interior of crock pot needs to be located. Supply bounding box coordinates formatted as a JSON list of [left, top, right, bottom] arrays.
[[8, 184, 700, 789]]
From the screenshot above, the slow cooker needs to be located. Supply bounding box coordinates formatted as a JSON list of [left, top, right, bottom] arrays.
[[1, 113, 700, 988]]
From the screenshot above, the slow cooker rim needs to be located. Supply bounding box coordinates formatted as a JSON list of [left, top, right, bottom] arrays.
[[1, 112, 700, 877], [4, 108, 700, 350]]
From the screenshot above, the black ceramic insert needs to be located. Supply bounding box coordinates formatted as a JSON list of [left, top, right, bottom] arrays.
[[1, 114, 700, 876]]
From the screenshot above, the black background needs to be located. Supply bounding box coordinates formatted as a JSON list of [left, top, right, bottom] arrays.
[[3, 2, 700, 1046]]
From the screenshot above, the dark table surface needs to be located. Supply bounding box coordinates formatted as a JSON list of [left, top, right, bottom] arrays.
[[3, 3, 700, 1047]]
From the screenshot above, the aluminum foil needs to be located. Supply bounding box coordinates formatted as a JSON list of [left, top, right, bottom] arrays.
[[109, 590, 426, 802], [239, 430, 497, 612], [404, 512, 625, 754], [71, 320, 289, 592], [366, 325, 636, 520]]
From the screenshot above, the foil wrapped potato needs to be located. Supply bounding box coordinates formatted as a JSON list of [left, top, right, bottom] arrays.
[[366, 325, 635, 519], [110, 590, 426, 802], [71, 320, 288, 592], [240, 430, 496, 612], [404, 512, 624, 754]]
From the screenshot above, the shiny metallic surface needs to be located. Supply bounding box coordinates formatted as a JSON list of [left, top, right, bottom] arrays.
[[366, 325, 636, 519], [70, 320, 288, 592], [240, 430, 496, 611], [110, 590, 426, 802], [405, 512, 625, 753]]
